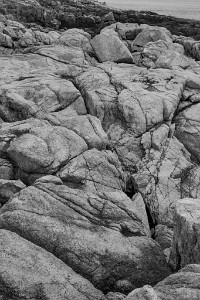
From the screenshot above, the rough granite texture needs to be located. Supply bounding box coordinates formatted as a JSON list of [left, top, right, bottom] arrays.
[[0, 1, 200, 299]]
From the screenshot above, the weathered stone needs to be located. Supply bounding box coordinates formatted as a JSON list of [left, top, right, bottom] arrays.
[[48, 30, 60, 40], [91, 29, 133, 63], [0, 16, 200, 298], [0, 229, 105, 300], [132, 27, 172, 47], [154, 224, 173, 250], [170, 198, 200, 270], [76, 63, 184, 172], [49, 113, 108, 149], [125, 265, 200, 300], [156, 51, 196, 69], [106, 292, 125, 300], [181, 166, 200, 199], [32, 44, 89, 66], [0, 158, 14, 179], [57, 149, 126, 193], [0, 179, 26, 205], [125, 285, 158, 300], [132, 193, 150, 236], [155, 264, 200, 300], [0, 176, 171, 293], [57, 28, 94, 54], [0, 31, 13, 47], [0, 76, 85, 120], [0, 119, 88, 175], [175, 101, 200, 163], [133, 137, 193, 226]]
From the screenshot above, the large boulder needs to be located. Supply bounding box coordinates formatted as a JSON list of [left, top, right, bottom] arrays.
[[91, 29, 133, 63], [102, 23, 141, 40], [57, 149, 126, 193], [0, 76, 85, 121], [170, 198, 200, 270], [0, 229, 105, 300], [57, 28, 94, 54], [0, 119, 88, 177], [0, 176, 171, 293], [132, 27, 172, 47], [135, 39, 195, 69], [125, 264, 200, 300]]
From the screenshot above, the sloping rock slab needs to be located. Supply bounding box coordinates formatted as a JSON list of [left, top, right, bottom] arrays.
[[125, 264, 200, 300], [0, 176, 171, 293], [0, 229, 105, 300]]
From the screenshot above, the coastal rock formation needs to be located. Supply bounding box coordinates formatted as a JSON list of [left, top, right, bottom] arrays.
[[170, 198, 200, 270], [1, 0, 200, 40], [91, 29, 133, 63], [132, 137, 193, 226], [0, 229, 106, 300], [0, 176, 171, 293], [125, 264, 200, 300], [1, 2, 200, 298]]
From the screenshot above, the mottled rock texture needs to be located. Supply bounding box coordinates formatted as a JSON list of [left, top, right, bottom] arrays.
[[170, 198, 200, 270], [0, 7, 200, 298], [0, 229, 106, 300], [125, 264, 200, 300]]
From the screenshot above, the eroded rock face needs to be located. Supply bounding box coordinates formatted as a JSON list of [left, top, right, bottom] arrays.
[[132, 137, 193, 226], [125, 265, 200, 300], [175, 102, 200, 163], [170, 198, 200, 270], [0, 119, 88, 176], [0, 229, 106, 300], [0, 176, 171, 293], [1, 17, 200, 298], [57, 149, 126, 193]]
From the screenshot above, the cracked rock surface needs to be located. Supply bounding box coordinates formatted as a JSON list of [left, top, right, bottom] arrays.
[[125, 264, 200, 300], [0, 9, 200, 299]]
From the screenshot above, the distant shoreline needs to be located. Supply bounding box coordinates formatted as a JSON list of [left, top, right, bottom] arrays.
[[103, 0, 200, 21]]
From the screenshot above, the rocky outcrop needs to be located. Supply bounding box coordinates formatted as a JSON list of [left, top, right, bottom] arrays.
[[170, 198, 200, 270], [1, 10, 200, 298], [132, 136, 193, 227], [0, 176, 171, 293], [0, 0, 44, 23], [2, 0, 200, 40], [0, 229, 106, 300], [91, 29, 133, 63], [125, 264, 200, 300]]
